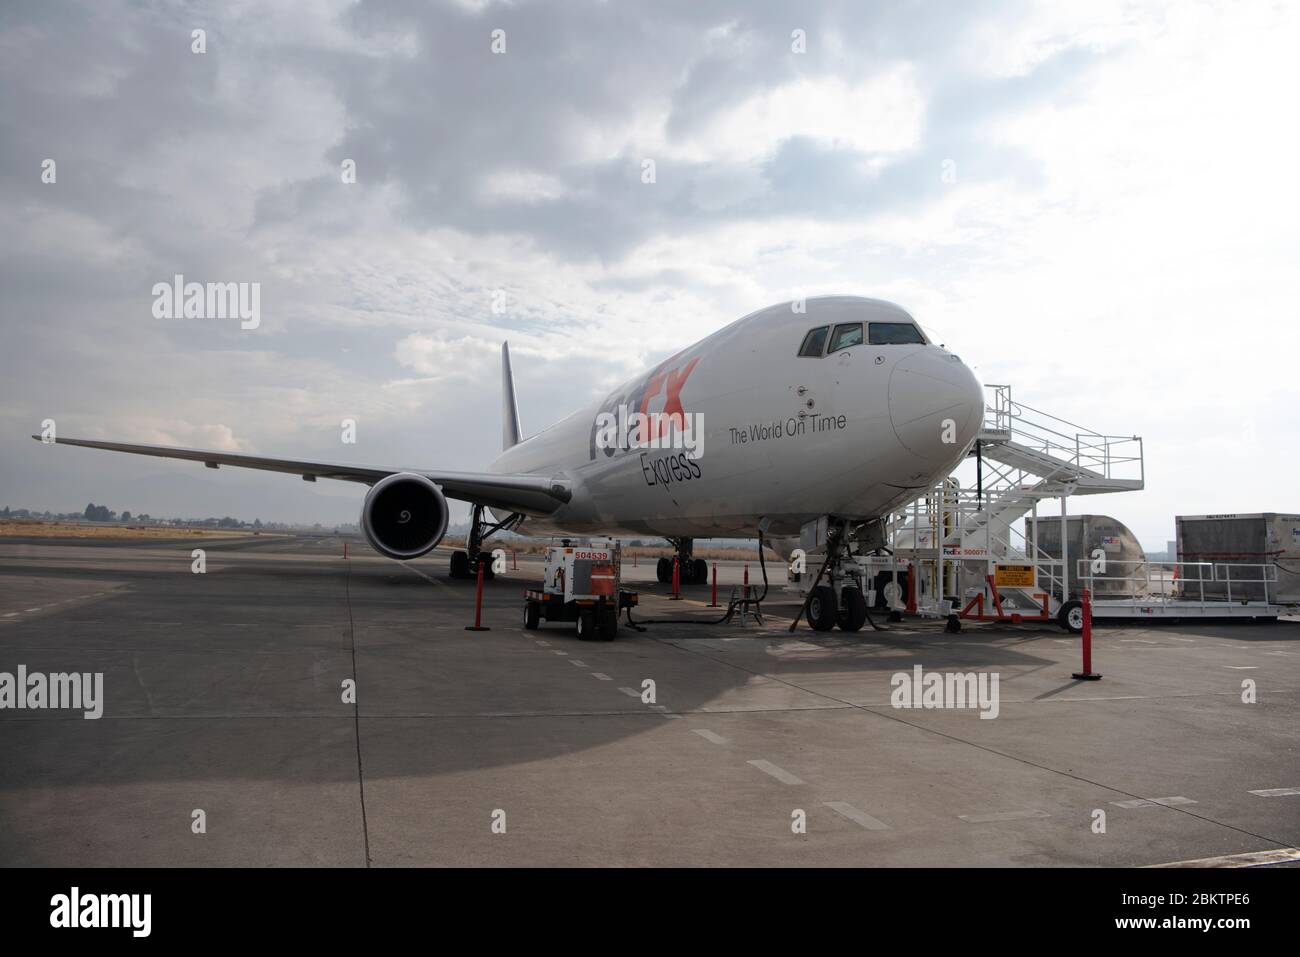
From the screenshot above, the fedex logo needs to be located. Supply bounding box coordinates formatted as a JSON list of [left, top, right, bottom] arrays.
[[589, 356, 704, 460]]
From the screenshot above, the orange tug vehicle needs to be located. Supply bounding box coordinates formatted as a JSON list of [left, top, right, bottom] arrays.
[[523, 541, 639, 641]]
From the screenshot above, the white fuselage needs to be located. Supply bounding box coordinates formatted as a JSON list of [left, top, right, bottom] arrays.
[[489, 296, 985, 539]]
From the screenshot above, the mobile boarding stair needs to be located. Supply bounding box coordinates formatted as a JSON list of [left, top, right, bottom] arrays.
[[886, 385, 1145, 632]]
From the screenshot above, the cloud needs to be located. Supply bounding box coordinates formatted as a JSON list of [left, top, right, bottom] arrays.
[[1, 0, 1297, 541]]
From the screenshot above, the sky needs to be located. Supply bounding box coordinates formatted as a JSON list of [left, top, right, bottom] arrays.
[[1, 0, 1297, 549]]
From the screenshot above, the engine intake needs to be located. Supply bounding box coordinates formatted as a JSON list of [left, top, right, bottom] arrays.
[[360, 472, 449, 560]]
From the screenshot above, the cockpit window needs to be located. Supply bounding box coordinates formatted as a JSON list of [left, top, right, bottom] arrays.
[[868, 322, 926, 345], [798, 326, 829, 357], [828, 323, 864, 352]]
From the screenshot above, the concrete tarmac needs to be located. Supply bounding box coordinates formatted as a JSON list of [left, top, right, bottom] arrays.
[[1, 535, 1297, 867]]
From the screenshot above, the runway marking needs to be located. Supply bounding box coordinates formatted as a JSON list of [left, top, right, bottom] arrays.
[[1248, 787, 1300, 797], [590, 672, 612, 681], [617, 687, 640, 698], [1263, 651, 1297, 657], [400, 564, 451, 591], [747, 759, 804, 785], [1147, 847, 1300, 868], [570, 659, 587, 668], [3, 612, 18, 618], [958, 809, 1049, 823], [534, 640, 550, 646], [551, 650, 568, 656], [1224, 665, 1258, 670], [1112, 796, 1197, 809], [691, 728, 729, 745], [825, 801, 890, 831], [25, 608, 41, 612], [649, 704, 681, 719]]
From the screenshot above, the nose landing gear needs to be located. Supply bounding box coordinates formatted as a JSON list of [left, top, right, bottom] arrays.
[[792, 518, 882, 634]]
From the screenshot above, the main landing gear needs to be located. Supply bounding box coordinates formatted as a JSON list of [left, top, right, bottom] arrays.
[[655, 537, 708, 585], [449, 504, 525, 580]]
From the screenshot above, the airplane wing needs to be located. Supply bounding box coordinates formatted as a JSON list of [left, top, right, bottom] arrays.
[[31, 435, 571, 516]]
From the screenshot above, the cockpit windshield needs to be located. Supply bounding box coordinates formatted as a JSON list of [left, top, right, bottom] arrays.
[[798, 326, 829, 357], [797, 317, 927, 356], [868, 322, 926, 345], [828, 323, 864, 352]]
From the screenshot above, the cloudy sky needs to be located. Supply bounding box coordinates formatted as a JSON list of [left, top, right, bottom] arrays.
[[2, 0, 1297, 547]]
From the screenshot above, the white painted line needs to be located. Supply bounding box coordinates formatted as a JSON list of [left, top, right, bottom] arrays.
[[552, 650, 568, 656], [1167, 636, 1195, 642], [825, 801, 890, 831], [570, 659, 587, 668], [958, 809, 1049, 823], [1249, 787, 1300, 797], [1147, 847, 1300, 869], [747, 759, 804, 785], [691, 729, 729, 745], [3, 613, 18, 618], [400, 564, 452, 591], [534, 640, 549, 646], [1112, 796, 1196, 809], [24, 608, 41, 613], [617, 687, 640, 698], [1263, 651, 1297, 657], [591, 672, 612, 681], [1224, 665, 1258, 670]]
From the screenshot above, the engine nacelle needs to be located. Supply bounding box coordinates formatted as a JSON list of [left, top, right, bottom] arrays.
[[360, 472, 449, 560]]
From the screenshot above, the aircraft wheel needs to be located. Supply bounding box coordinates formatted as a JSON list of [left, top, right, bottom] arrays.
[[837, 587, 868, 632], [1058, 599, 1084, 634], [450, 550, 469, 579], [576, 608, 596, 641], [944, 614, 962, 634], [807, 585, 838, 632], [656, 557, 672, 583], [693, 558, 708, 584], [524, 600, 540, 630]]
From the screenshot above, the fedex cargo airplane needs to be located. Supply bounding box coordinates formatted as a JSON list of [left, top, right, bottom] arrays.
[[35, 296, 984, 591]]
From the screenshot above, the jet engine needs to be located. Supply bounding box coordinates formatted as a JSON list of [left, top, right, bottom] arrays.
[[360, 472, 449, 560]]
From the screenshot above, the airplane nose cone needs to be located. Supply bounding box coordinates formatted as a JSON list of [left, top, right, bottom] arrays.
[[888, 349, 984, 460]]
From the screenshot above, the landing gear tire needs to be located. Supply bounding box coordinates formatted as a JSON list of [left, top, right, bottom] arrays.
[[656, 557, 672, 584], [450, 550, 469, 579], [576, 609, 596, 641], [1058, 599, 1084, 634], [945, 614, 962, 634], [807, 585, 838, 632], [693, 558, 708, 585], [597, 606, 618, 641], [524, 600, 540, 630], [837, 587, 868, 632]]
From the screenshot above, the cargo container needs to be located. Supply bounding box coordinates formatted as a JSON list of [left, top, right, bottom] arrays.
[[1024, 514, 1148, 598], [1175, 513, 1300, 603]]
